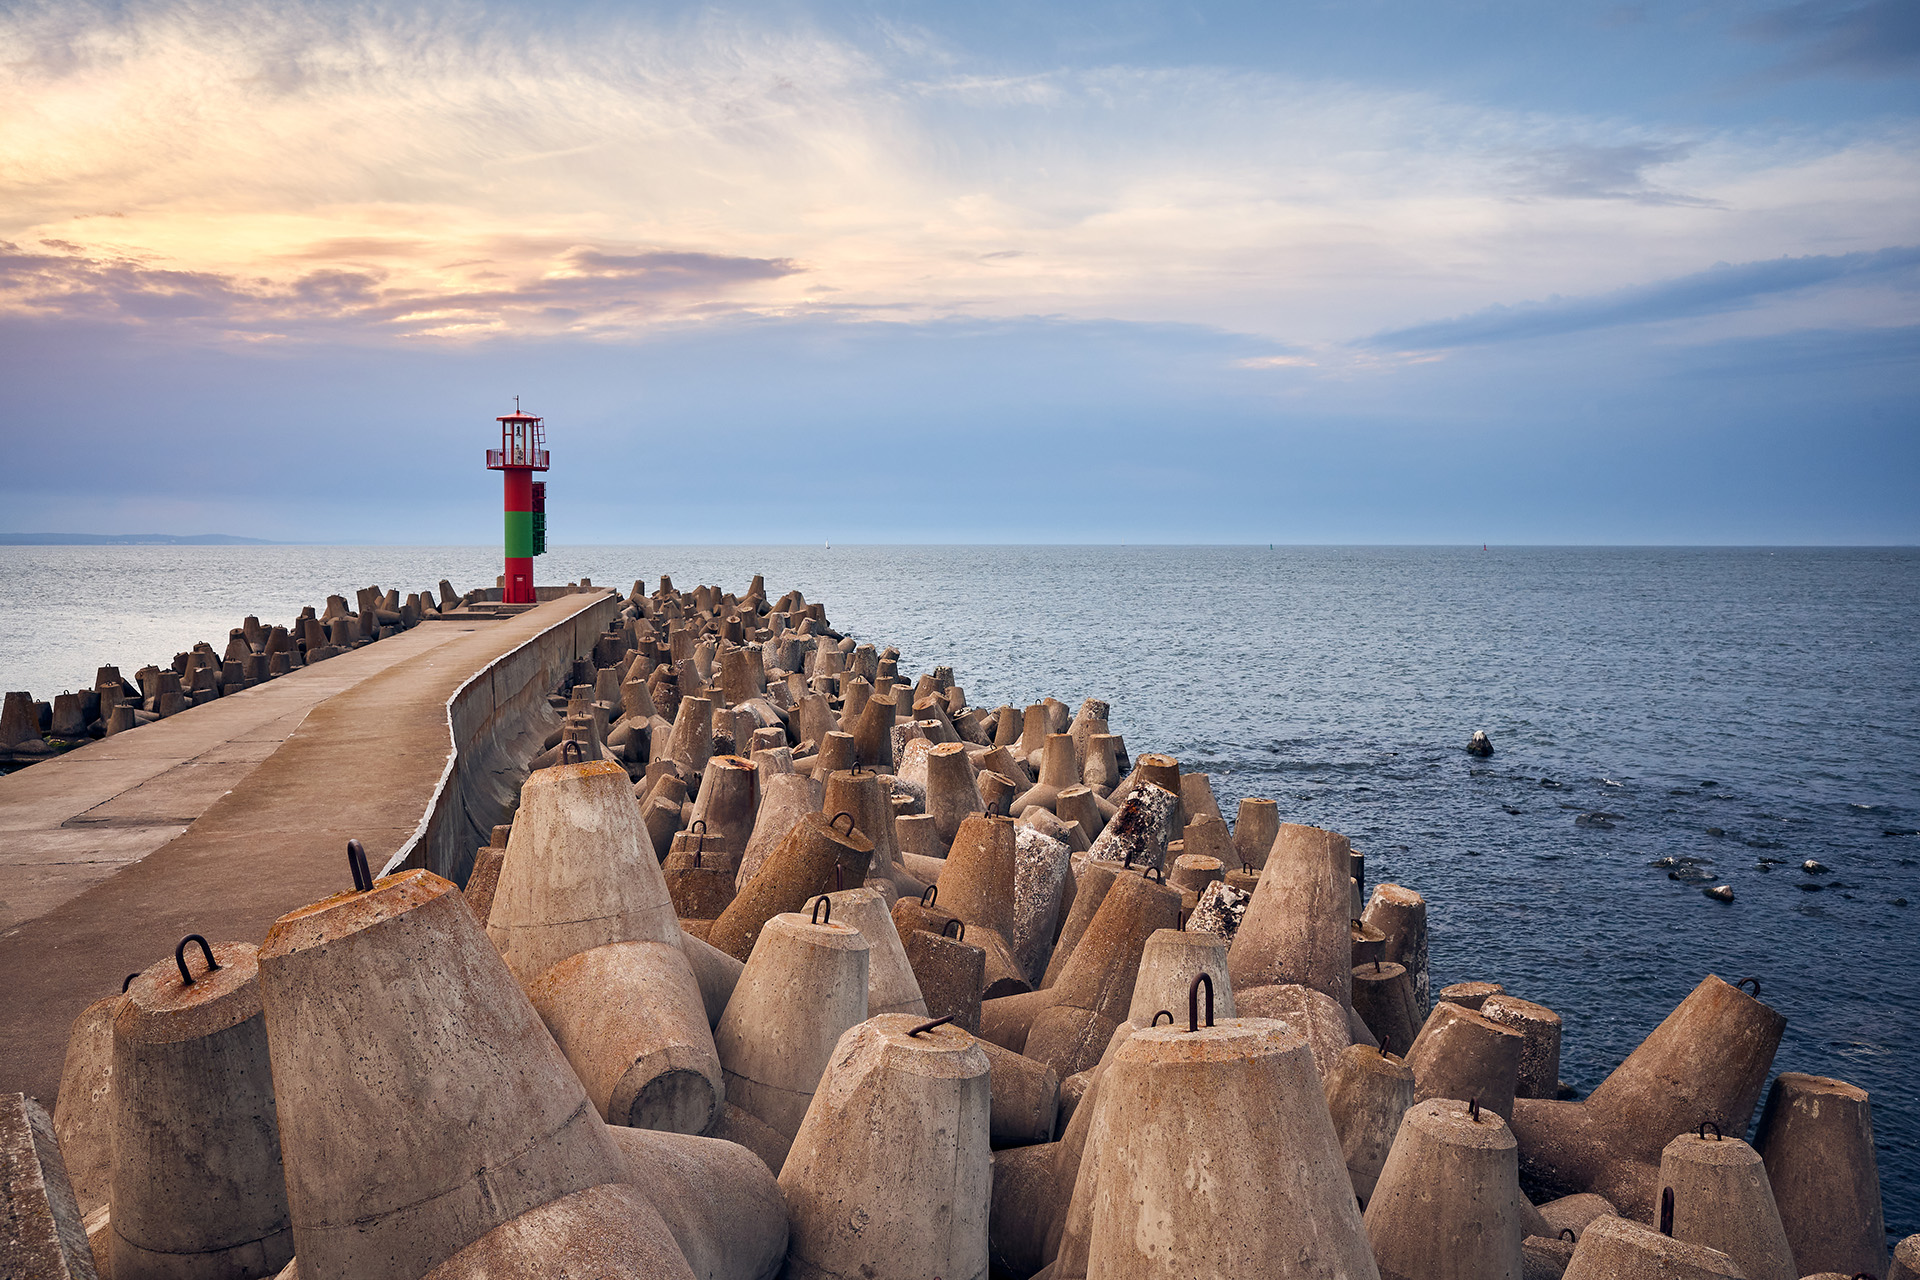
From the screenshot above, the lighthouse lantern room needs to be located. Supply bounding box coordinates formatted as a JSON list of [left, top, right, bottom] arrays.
[[484, 400, 550, 604]]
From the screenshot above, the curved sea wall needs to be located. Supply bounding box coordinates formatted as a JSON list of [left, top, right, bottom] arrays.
[[387, 589, 622, 884]]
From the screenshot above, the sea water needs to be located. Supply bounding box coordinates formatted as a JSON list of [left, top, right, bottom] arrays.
[[2, 543, 1916, 1235]]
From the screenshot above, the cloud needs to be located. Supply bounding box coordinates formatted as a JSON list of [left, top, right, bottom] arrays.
[[1743, 0, 1920, 78], [1504, 141, 1716, 206], [1360, 245, 1920, 351], [0, 0, 1912, 349], [0, 239, 804, 337]]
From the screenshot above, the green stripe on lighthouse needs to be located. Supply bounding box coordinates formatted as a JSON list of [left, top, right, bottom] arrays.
[[504, 510, 534, 558]]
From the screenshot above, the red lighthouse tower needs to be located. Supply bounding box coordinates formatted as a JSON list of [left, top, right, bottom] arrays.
[[485, 399, 549, 604]]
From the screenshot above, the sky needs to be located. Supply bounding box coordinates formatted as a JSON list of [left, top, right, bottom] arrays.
[[1, 0, 1915, 544]]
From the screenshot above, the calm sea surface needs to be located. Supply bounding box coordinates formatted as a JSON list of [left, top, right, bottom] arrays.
[[3, 544, 1916, 1234]]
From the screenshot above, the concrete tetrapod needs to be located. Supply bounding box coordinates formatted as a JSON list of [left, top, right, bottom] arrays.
[[1236, 983, 1354, 1080], [111, 939, 292, 1280], [258, 870, 628, 1280], [708, 812, 875, 962], [1892, 1235, 1920, 1280], [1753, 1072, 1887, 1278], [779, 1014, 992, 1280], [1364, 1098, 1528, 1280], [737, 772, 818, 889], [1074, 1017, 1378, 1280], [938, 814, 1034, 997], [527, 940, 725, 1135], [1325, 1043, 1417, 1204], [1081, 782, 1178, 873], [1125, 928, 1234, 1026], [1022, 872, 1182, 1080], [825, 887, 928, 1017], [687, 754, 761, 867], [1559, 1214, 1743, 1280], [419, 1183, 695, 1280], [1362, 884, 1431, 1016], [822, 768, 921, 899], [1233, 797, 1279, 870], [1509, 974, 1785, 1221], [900, 923, 986, 1035], [713, 910, 871, 1157], [1480, 994, 1564, 1101], [52, 993, 120, 1216], [1404, 999, 1525, 1122], [927, 741, 987, 847], [1351, 961, 1423, 1057], [1039, 862, 1117, 990], [485, 760, 682, 987], [1656, 1130, 1796, 1280], [607, 1125, 788, 1280], [1228, 821, 1354, 1008], [1011, 824, 1073, 985], [975, 1037, 1060, 1148], [1, 1092, 97, 1280]]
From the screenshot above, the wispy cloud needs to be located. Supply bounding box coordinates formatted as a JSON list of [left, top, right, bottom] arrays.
[[1360, 246, 1920, 351], [0, 240, 802, 337]]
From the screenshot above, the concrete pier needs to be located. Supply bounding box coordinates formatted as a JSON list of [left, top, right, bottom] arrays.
[[0, 591, 616, 1105]]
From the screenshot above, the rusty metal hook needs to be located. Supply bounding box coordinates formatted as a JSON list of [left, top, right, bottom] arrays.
[[1152, 1010, 1174, 1026], [810, 895, 832, 925], [1146, 865, 1165, 884], [1187, 972, 1215, 1033], [348, 838, 373, 892], [174, 934, 219, 987], [1659, 1187, 1675, 1236], [829, 811, 857, 837], [1468, 1095, 1482, 1123], [908, 1014, 955, 1037], [920, 885, 938, 907], [561, 738, 584, 764], [1560, 1229, 1577, 1243], [1736, 976, 1762, 999], [942, 918, 966, 941], [1698, 1120, 1722, 1141]]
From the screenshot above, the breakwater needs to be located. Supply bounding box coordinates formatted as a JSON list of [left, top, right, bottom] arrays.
[[7, 571, 1907, 1279], [1, 578, 507, 771]]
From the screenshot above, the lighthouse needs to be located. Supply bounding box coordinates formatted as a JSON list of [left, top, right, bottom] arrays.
[[485, 400, 549, 604]]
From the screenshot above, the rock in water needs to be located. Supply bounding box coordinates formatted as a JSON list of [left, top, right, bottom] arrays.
[[1467, 729, 1494, 757]]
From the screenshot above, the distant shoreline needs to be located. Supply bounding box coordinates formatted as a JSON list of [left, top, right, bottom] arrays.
[[0, 533, 283, 546]]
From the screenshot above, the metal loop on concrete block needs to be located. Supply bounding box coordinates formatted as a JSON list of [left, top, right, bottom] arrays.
[[1468, 1095, 1482, 1123], [1560, 1229, 1578, 1243], [174, 934, 219, 987], [829, 811, 857, 836], [942, 918, 966, 941], [122, 973, 139, 993], [348, 838, 374, 893], [1659, 1186, 1675, 1236], [1152, 1010, 1174, 1026], [1698, 1119, 1722, 1141], [1187, 972, 1215, 1033], [810, 895, 832, 925], [1378, 1034, 1392, 1058], [1145, 866, 1165, 884], [908, 1014, 955, 1037], [1736, 976, 1762, 998], [920, 885, 938, 907], [561, 739, 584, 764]]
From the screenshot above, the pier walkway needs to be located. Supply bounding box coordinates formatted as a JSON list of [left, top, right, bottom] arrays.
[[0, 592, 608, 1104]]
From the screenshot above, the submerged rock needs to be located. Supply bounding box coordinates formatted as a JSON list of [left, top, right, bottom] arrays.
[[1467, 730, 1494, 757]]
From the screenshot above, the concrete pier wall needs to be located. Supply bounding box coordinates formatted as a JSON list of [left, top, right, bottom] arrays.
[[386, 590, 622, 884]]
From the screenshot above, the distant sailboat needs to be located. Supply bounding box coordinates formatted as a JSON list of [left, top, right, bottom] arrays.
[[825, 538, 830, 549]]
